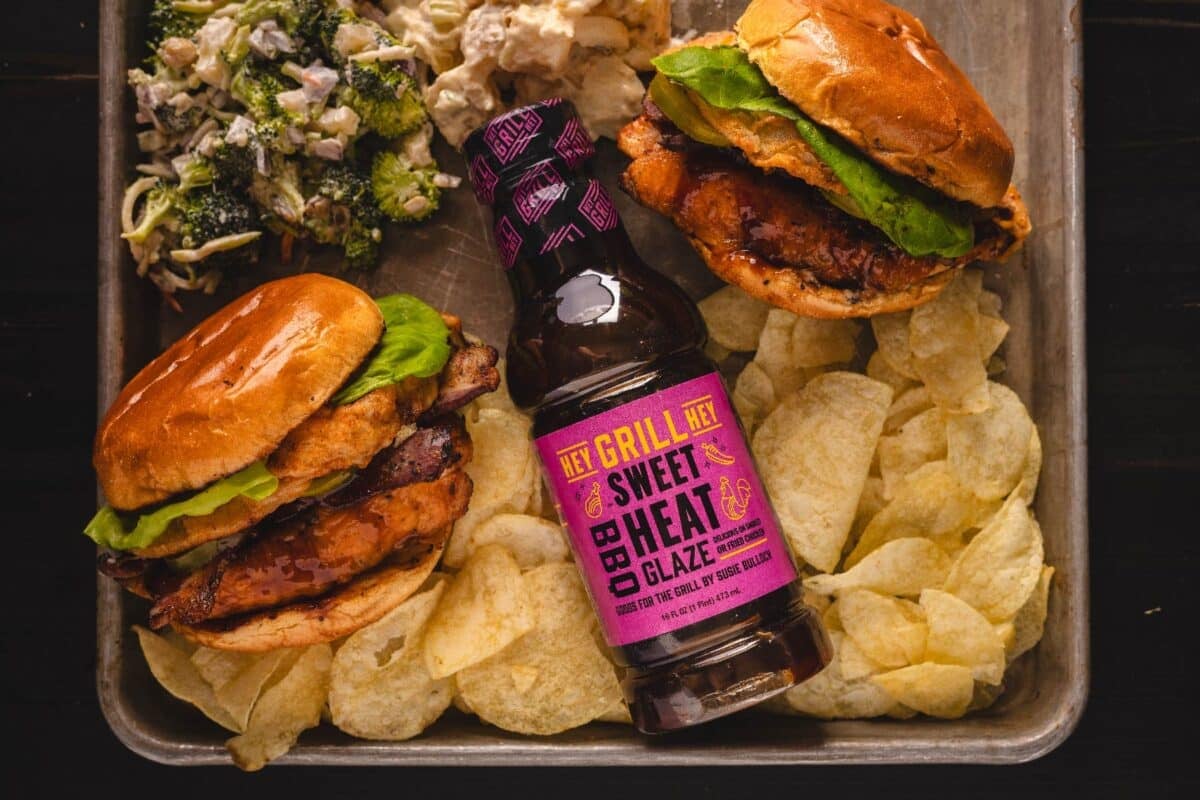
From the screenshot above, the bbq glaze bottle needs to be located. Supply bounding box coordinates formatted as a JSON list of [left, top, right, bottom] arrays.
[[464, 100, 830, 733]]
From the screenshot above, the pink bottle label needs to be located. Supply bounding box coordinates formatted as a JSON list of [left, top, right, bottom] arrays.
[[535, 372, 799, 646]]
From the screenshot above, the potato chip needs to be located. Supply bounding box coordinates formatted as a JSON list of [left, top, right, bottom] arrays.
[[753, 310, 830, 398], [227, 643, 331, 770], [451, 681, 473, 714], [1008, 566, 1055, 661], [595, 703, 633, 724], [329, 581, 454, 741], [920, 589, 1005, 685], [878, 407, 947, 498], [870, 311, 916, 379], [445, 409, 537, 565], [190, 648, 255, 691], [790, 316, 860, 368], [801, 585, 832, 617], [846, 463, 990, 568], [969, 681, 1006, 713], [450, 513, 569, 569], [887, 704, 919, 720], [976, 315, 1010, 362], [837, 632, 887, 682], [697, 285, 771, 352], [947, 382, 1035, 501], [456, 564, 622, 735], [943, 494, 1044, 622], [752, 372, 892, 572], [784, 632, 896, 719], [994, 621, 1016, 650], [732, 360, 778, 433], [1014, 426, 1043, 505], [909, 271, 990, 414], [837, 590, 927, 668], [866, 351, 916, 396], [423, 544, 536, 679], [215, 650, 296, 731], [822, 599, 843, 633], [978, 289, 1003, 318], [883, 386, 934, 435], [513, 453, 547, 519], [704, 339, 732, 365], [134, 626, 241, 733], [846, 475, 886, 554], [806, 537, 952, 598], [871, 663, 974, 719]]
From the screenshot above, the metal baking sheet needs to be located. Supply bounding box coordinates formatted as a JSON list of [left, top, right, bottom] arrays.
[[97, 0, 1088, 765]]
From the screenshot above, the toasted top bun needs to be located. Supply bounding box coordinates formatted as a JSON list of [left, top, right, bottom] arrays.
[[736, 0, 1014, 209], [94, 274, 384, 511], [673, 32, 844, 195]]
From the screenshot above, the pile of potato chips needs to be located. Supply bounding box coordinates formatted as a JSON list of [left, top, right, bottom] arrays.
[[704, 269, 1053, 720], [135, 268, 1052, 767]]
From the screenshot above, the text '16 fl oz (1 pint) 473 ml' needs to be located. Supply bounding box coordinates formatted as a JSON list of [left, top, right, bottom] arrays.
[[464, 100, 831, 734]]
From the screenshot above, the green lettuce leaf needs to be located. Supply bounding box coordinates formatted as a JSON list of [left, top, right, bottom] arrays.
[[652, 46, 975, 258], [331, 293, 452, 405], [84, 462, 279, 551]]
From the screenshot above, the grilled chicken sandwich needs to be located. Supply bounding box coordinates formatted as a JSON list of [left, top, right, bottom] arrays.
[[619, 0, 1031, 318], [86, 274, 499, 651]]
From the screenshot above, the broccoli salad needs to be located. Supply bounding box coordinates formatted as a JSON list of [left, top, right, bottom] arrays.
[[124, 0, 460, 298]]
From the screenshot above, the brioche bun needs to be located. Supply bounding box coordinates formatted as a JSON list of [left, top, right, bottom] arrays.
[[736, 0, 1014, 208], [691, 237, 957, 319], [94, 274, 383, 511]]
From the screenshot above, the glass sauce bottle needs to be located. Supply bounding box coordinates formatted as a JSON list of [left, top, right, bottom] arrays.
[[464, 100, 830, 733]]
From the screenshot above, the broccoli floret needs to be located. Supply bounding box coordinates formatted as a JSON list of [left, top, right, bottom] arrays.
[[316, 6, 362, 64], [123, 180, 261, 273], [176, 188, 259, 248], [237, 0, 324, 38], [147, 0, 207, 48], [123, 181, 180, 244], [232, 61, 291, 121], [314, 163, 377, 216], [371, 150, 440, 222], [158, 103, 207, 135], [341, 62, 426, 138], [250, 153, 308, 233], [208, 137, 257, 187], [304, 163, 384, 269], [175, 156, 214, 192], [341, 221, 382, 270]]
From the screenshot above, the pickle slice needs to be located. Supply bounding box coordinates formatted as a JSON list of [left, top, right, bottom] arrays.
[[649, 74, 732, 148], [821, 189, 868, 220]]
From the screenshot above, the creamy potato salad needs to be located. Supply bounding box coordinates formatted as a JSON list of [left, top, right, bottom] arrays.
[[377, 1, 670, 145]]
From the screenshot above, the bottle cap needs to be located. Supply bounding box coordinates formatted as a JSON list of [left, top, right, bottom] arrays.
[[463, 99, 596, 206]]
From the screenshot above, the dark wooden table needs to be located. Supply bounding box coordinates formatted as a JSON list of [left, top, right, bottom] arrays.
[[2, 2, 1196, 795]]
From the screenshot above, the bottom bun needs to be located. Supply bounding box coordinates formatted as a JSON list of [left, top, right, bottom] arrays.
[[692, 238, 959, 319], [175, 534, 447, 652]]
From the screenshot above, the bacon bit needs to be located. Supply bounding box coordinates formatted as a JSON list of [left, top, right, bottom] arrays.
[[161, 286, 183, 314]]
